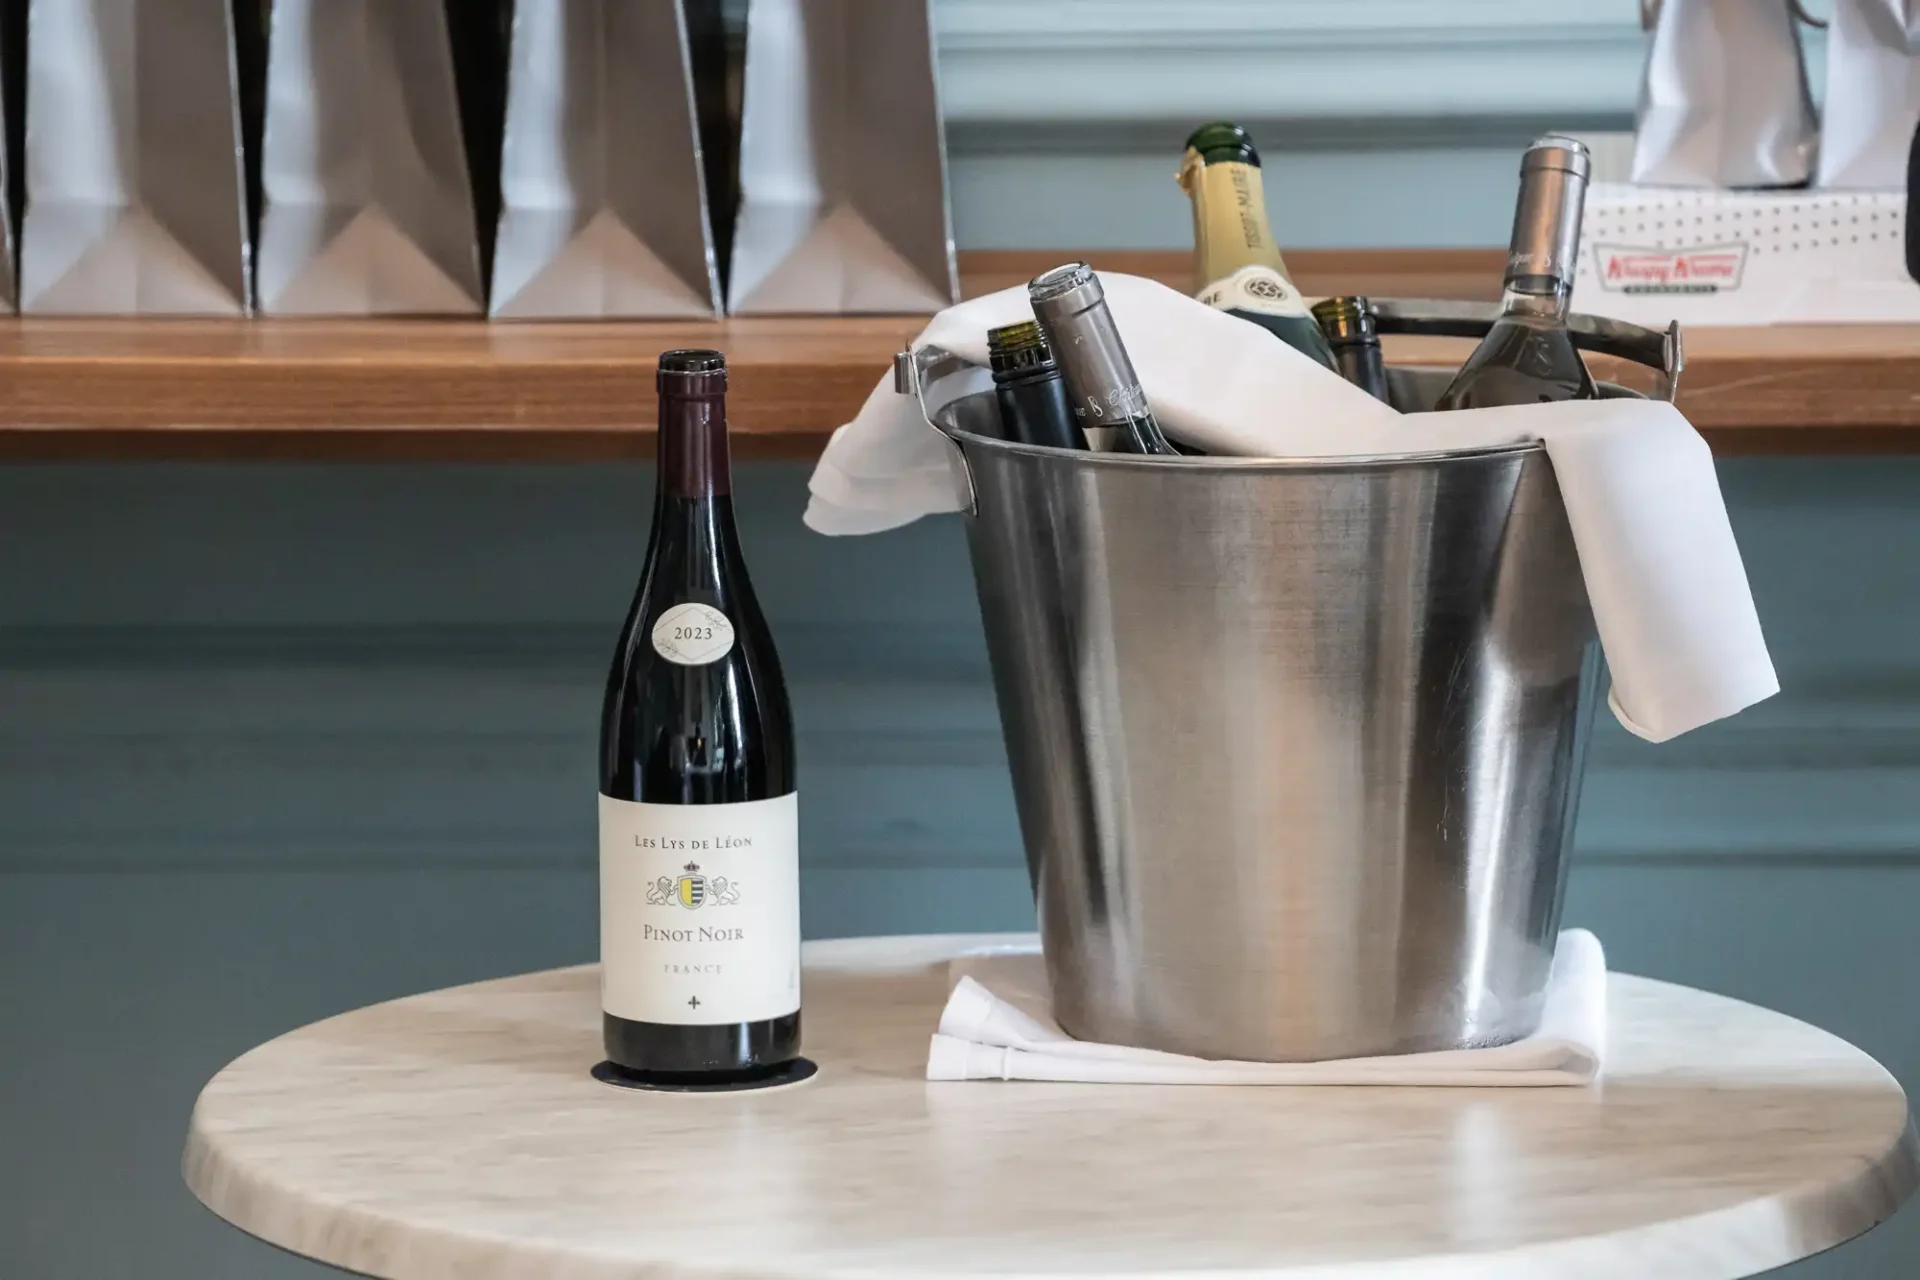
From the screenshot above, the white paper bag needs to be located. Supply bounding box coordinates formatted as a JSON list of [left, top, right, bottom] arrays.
[[257, 0, 484, 315], [1632, 0, 1817, 188], [20, 0, 250, 314], [726, 0, 957, 314], [0, 7, 16, 314], [1819, 0, 1920, 188], [490, 0, 721, 318]]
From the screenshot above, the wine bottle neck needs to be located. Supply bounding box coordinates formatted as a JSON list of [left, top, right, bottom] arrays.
[[1498, 280, 1574, 324], [1179, 152, 1291, 289], [657, 386, 732, 500], [1029, 284, 1152, 437], [1501, 139, 1589, 308]]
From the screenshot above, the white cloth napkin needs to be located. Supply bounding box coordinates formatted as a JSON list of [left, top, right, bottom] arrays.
[[805, 273, 1778, 743], [927, 929, 1608, 1087]]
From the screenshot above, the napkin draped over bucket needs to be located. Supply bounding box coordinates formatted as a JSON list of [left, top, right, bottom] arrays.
[[928, 930, 1608, 1086], [805, 273, 1778, 743]]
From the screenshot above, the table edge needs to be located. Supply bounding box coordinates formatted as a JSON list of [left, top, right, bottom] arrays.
[[182, 944, 1920, 1280]]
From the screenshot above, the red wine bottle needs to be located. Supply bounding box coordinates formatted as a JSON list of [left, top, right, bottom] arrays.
[[598, 349, 800, 1084]]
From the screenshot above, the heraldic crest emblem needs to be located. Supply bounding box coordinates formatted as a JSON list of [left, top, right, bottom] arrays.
[[647, 861, 741, 909]]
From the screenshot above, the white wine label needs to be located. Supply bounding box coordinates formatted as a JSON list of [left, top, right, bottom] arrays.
[[1198, 265, 1313, 320], [650, 603, 736, 666], [599, 792, 800, 1025]]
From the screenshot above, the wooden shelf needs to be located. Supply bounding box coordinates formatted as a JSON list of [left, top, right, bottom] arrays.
[[2, 249, 1917, 460]]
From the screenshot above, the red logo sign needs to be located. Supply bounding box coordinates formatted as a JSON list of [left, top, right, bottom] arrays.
[[1595, 244, 1747, 294]]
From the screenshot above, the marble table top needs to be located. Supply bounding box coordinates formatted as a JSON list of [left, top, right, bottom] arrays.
[[186, 934, 1919, 1280]]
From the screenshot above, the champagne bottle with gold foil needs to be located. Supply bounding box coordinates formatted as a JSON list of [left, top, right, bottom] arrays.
[[1178, 122, 1337, 370]]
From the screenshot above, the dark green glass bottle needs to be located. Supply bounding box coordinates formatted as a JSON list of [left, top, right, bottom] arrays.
[[1178, 122, 1337, 370], [986, 322, 1087, 451], [1310, 296, 1393, 405], [1435, 136, 1598, 410]]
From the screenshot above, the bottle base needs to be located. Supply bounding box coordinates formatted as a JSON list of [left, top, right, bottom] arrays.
[[590, 1057, 819, 1094], [602, 1008, 801, 1077]]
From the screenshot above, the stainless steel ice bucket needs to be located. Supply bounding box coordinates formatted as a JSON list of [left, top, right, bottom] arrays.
[[896, 301, 1681, 1062]]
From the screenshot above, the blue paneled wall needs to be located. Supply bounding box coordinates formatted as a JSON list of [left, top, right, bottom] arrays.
[[3, 458, 1917, 1278]]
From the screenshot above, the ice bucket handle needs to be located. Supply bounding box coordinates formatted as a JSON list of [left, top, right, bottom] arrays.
[[1370, 299, 1685, 402], [891, 303, 1685, 419], [888, 300, 1686, 514], [892, 344, 984, 513]]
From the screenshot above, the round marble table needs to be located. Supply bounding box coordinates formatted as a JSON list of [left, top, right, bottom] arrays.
[[186, 934, 1918, 1280]]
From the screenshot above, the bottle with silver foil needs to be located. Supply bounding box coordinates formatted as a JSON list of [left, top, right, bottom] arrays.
[[1026, 263, 1180, 455], [986, 321, 1087, 451], [1434, 136, 1598, 411], [1310, 296, 1393, 405]]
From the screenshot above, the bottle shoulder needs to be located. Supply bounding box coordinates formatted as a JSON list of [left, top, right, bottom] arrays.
[[610, 583, 788, 697], [1197, 264, 1311, 320], [625, 504, 773, 626], [1466, 316, 1591, 366], [600, 637, 796, 801], [1435, 318, 1595, 409], [599, 502, 795, 802]]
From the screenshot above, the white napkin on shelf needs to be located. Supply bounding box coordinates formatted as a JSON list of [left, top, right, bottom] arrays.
[[927, 929, 1608, 1087], [804, 272, 1777, 743]]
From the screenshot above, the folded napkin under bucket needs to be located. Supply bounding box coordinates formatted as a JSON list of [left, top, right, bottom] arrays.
[[894, 302, 1682, 1063]]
